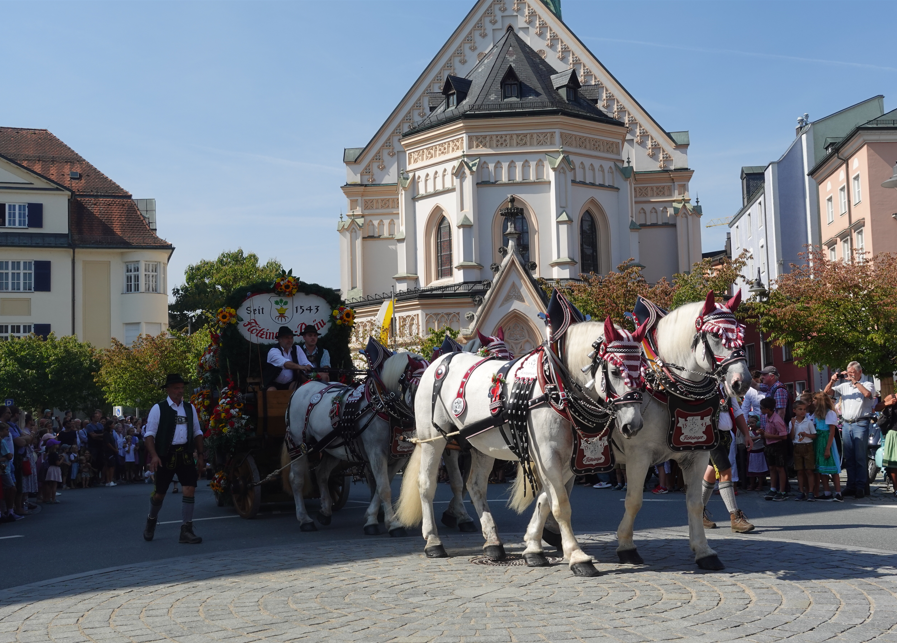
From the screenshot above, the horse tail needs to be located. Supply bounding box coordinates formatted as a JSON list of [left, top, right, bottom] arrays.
[[280, 442, 293, 497], [507, 462, 542, 513], [394, 444, 423, 526]]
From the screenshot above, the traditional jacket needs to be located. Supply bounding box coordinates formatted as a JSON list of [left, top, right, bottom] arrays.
[[153, 399, 195, 458]]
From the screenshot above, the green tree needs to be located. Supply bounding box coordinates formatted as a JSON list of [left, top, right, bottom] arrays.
[[417, 326, 461, 361], [170, 249, 283, 331], [669, 249, 751, 309], [0, 334, 103, 414], [755, 248, 897, 377], [96, 330, 208, 412]]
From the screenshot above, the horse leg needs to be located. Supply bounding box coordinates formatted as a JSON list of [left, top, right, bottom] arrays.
[[538, 454, 598, 576], [681, 453, 723, 570], [442, 448, 476, 532], [466, 450, 505, 561], [368, 449, 406, 538], [289, 455, 317, 532], [616, 452, 646, 565], [313, 454, 340, 527], [541, 476, 573, 550], [419, 440, 449, 557], [522, 490, 552, 567]]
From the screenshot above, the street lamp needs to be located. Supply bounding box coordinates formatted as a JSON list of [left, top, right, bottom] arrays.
[[881, 161, 897, 189], [749, 268, 769, 368]]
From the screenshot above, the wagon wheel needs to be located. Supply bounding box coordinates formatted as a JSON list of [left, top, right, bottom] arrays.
[[230, 454, 262, 519], [330, 474, 351, 512]]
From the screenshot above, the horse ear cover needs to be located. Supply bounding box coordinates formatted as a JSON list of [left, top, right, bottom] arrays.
[[603, 316, 619, 343], [632, 318, 649, 342], [496, 327, 504, 341], [725, 289, 742, 313], [701, 290, 716, 318]]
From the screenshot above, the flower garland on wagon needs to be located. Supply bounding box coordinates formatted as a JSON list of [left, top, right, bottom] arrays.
[[216, 306, 238, 328], [203, 378, 252, 455], [332, 305, 356, 327], [273, 269, 299, 297]]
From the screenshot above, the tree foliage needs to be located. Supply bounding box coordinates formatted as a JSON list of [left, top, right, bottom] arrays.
[[0, 334, 103, 414], [170, 249, 283, 331], [96, 330, 207, 411], [416, 326, 461, 361], [755, 248, 897, 376]]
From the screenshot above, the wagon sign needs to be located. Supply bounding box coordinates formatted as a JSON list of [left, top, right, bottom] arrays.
[[238, 292, 330, 343]]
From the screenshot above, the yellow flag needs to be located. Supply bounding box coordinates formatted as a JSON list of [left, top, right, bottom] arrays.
[[379, 298, 394, 346]]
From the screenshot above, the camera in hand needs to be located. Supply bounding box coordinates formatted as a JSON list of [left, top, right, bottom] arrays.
[[836, 372, 847, 380]]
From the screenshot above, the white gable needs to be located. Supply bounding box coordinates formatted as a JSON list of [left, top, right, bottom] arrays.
[[345, 0, 687, 186]]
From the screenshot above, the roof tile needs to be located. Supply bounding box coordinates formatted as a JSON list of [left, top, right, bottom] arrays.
[[71, 197, 171, 248]]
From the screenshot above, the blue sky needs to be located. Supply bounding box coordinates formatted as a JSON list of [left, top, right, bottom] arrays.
[[3, 0, 894, 294]]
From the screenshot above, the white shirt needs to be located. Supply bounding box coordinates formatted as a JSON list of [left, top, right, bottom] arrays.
[[145, 397, 203, 445], [267, 344, 312, 384], [831, 376, 876, 421], [791, 417, 816, 444], [718, 392, 744, 433], [740, 387, 764, 420]]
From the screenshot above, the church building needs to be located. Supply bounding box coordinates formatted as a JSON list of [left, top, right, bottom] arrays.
[[340, 0, 703, 354]]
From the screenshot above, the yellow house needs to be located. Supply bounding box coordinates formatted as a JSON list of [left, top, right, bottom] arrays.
[[0, 127, 172, 347]]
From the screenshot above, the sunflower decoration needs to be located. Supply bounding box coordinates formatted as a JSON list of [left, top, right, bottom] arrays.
[[210, 471, 228, 494], [273, 269, 300, 297], [216, 306, 238, 328], [332, 305, 356, 327], [208, 379, 251, 438], [190, 389, 214, 429]]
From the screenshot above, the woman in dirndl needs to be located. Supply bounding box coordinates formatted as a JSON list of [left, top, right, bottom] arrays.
[[878, 394, 897, 496], [813, 392, 843, 501]]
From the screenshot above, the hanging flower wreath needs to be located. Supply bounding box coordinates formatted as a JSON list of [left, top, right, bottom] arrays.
[[332, 305, 356, 327], [273, 269, 300, 297], [210, 471, 228, 494], [216, 306, 238, 328]]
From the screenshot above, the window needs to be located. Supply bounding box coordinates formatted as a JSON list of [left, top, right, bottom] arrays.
[[783, 344, 793, 362], [842, 238, 850, 262], [839, 186, 847, 214], [853, 174, 861, 204], [747, 213, 752, 237], [795, 381, 807, 395], [144, 262, 160, 293], [436, 217, 452, 279], [734, 225, 740, 248], [125, 262, 140, 293], [829, 245, 837, 262], [580, 212, 599, 275], [4, 204, 27, 228], [826, 197, 834, 224], [745, 343, 756, 369], [565, 86, 577, 101], [856, 228, 865, 261], [0, 261, 33, 292], [0, 324, 32, 340], [501, 210, 530, 264], [124, 323, 141, 346], [762, 341, 774, 367], [503, 82, 519, 99], [758, 201, 764, 228], [447, 93, 457, 108]]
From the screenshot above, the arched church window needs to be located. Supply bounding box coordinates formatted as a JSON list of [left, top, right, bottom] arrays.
[[388, 220, 395, 236], [607, 166, 614, 186], [580, 211, 599, 275], [494, 161, 504, 182], [368, 221, 376, 237], [509, 161, 517, 182], [442, 169, 448, 190], [579, 162, 586, 181], [589, 164, 596, 184], [522, 160, 531, 181], [436, 217, 452, 279], [598, 165, 606, 185], [481, 162, 491, 183], [501, 207, 531, 265], [377, 220, 384, 236], [535, 159, 545, 180], [650, 207, 658, 225], [424, 174, 430, 193], [637, 208, 647, 225]]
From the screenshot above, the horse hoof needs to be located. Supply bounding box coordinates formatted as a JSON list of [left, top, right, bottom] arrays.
[[618, 549, 644, 565], [315, 512, 331, 526], [458, 521, 477, 533], [363, 524, 380, 536], [484, 544, 506, 561], [571, 561, 600, 577], [441, 512, 458, 529], [425, 545, 449, 558], [696, 555, 725, 571], [541, 528, 563, 550], [377, 508, 385, 523], [388, 527, 408, 538], [299, 522, 317, 532], [524, 552, 550, 567]]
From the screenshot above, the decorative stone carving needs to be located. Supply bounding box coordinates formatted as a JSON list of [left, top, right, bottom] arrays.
[[559, 133, 620, 156], [635, 185, 672, 198], [501, 283, 526, 306], [407, 138, 464, 166], [505, 320, 539, 356], [424, 312, 460, 331], [470, 132, 556, 150], [363, 198, 400, 211]]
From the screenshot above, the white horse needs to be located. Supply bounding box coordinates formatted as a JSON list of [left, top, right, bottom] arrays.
[[396, 317, 649, 576], [541, 291, 752, 570], [283, 352, 424, 535]]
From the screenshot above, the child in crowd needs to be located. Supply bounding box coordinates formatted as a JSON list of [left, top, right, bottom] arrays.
[[790, 401, 817, 501], [0, 422, 21, 522], [79, 451, 93, 489], [760, 397, 789, 501], [42, 440, 63, 503], [652, 461, 671, 494], [68, 446, 79, 489], [124, 428, 138, 482], [746, 414, 767, 490], [613, 463, 627, 491], [813, 391, 843, 502]]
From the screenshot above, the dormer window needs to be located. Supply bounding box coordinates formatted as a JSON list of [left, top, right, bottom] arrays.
[[565, 86, 577, 101], [447, 93, 457, 108], [500, 67, 521, 101]]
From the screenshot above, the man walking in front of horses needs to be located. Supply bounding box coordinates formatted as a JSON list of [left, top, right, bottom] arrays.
[[142, 374, 204, 544]]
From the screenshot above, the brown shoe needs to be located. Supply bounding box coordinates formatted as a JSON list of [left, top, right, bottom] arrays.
[[702, 508, 717, 529], [730, 510, 755, 533]]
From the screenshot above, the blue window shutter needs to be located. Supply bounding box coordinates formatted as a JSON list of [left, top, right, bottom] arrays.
[[34, 261, 51, 292], [33, 324, 50, 339], [27, 203, 43, 228]]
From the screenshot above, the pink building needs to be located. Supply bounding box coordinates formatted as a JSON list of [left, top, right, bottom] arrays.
[[810, 109, 897, 260]]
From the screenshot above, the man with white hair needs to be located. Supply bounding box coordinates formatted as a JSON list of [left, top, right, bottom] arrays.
[[824, 360, 876, 498]]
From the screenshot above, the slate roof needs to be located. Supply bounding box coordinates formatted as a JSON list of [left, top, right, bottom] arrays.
[[0, 127, 172, 249], [404, 27, 622, 137], [809, 107, 897, 176]]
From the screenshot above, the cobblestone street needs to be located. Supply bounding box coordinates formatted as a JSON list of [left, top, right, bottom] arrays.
[[3, 527, 897, 643]]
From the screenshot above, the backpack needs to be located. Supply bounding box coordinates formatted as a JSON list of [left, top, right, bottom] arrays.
[[768, 382, 794, 424]]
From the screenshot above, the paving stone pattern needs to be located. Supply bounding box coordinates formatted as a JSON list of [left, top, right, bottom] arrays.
[[2, 528, 897, 642]]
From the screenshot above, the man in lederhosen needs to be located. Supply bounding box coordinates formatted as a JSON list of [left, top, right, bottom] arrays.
[[143, 374, 204, 544], [264, 326, 313, 391], [300, 326, 330, 383]]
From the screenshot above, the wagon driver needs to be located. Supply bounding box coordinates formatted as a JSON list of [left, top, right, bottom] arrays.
[[265, 326, 313, 391], [142, 374, 204, 545], [300, 325, 330, 383]]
